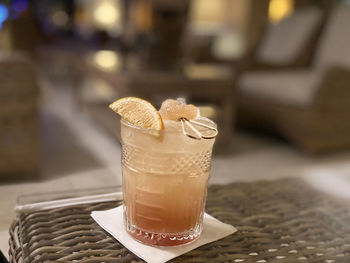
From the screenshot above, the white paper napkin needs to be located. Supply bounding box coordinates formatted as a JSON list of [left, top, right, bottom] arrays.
[[91, 205, 237, 263]]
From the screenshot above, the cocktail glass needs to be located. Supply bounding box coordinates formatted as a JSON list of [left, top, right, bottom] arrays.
[[121, 119, 216, 246]]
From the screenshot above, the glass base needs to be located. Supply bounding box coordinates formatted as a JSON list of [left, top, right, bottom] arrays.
[[125, 220, 202, 246]]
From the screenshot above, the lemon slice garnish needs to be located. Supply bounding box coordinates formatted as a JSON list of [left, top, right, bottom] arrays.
[[109, 97, 164, 130]]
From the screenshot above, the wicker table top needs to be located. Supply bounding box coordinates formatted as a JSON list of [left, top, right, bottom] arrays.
[[9, 178, 350, 263]]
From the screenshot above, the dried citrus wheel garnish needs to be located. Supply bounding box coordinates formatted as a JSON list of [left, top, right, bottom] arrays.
[[109, 97, 164, 130]]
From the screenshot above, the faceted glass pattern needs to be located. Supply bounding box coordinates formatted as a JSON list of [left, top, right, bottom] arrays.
[[121, 120, 215, 246]]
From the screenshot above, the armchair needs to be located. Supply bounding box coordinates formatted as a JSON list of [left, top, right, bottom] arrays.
[[0, 53, 40, 178], [237, 5, 350, 153]]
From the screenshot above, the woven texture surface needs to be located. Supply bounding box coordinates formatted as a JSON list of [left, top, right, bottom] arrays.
[[9, 178, 350, 263]]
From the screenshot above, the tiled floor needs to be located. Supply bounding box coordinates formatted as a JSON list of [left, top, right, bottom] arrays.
[[1, 77, 350, 258]]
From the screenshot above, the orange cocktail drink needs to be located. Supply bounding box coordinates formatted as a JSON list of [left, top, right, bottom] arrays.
[[110, 97, 217, 246], [121, 119, 215, 246]]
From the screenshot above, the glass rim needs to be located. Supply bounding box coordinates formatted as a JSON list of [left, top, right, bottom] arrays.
[[120, 117, 217, 134]]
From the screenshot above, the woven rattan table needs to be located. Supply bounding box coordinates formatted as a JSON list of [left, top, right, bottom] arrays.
[[9, 178, 350, 263]]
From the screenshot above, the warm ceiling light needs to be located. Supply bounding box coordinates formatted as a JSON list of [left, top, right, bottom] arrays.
[[93, 2, 120, 26], [189, 0, 226, 32], [93, 50, 120, 71], [269, 0, 294, 24]]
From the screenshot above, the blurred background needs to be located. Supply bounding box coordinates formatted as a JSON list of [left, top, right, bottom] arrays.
[[1, 0, 350, 254]]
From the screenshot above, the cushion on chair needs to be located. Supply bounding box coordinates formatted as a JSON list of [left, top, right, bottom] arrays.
[[315, 5, 350, 71], [257, 7, 322, 65], [238, 70, 321, 107]]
